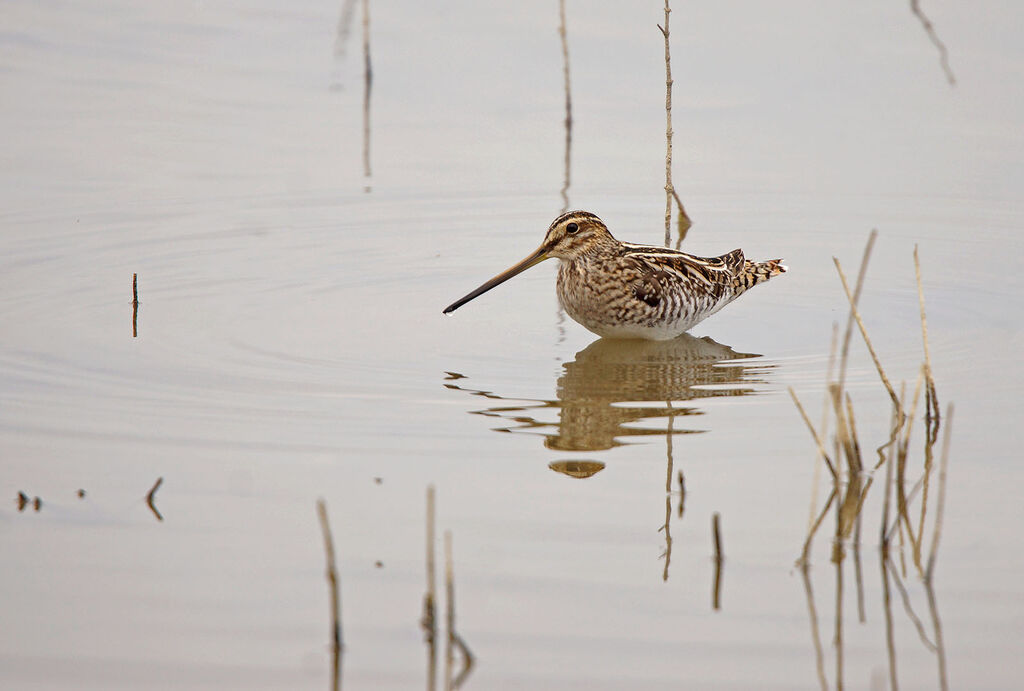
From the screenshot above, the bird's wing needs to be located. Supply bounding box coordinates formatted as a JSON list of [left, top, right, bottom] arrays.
[[620, 244, 743, 290]]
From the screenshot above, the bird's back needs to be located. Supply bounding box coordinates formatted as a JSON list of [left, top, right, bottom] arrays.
[[557, 242, 786, 340]]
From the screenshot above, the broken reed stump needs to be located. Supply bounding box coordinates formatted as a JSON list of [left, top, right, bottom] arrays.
[[712, 512, 723, 610], [132, 273, 139, 338]]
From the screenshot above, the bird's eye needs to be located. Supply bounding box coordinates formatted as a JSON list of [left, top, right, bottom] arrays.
[[566, 222, 579, 234]]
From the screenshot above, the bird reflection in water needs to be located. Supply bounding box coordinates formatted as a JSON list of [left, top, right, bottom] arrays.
[[445, 334, 772, 584], [444, 334, 772, 453]]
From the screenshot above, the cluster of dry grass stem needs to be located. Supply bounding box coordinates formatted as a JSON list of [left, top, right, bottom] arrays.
[[789, 232, 953, 691]]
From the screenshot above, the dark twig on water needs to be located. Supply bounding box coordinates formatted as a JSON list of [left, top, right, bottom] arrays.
[[146, 477, 164, 522]]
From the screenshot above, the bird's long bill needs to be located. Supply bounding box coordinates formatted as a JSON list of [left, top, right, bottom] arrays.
[[442, 246, 549, 314]]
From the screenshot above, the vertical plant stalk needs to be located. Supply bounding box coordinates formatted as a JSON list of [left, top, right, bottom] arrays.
[[711, 512, 723, 610], [834, 256, 903, 425], [789, 388, 838, 482], [926, 404, 954, 580], [657, 1, 674, 246], [676, 469, 686, 519], [914, 245, 941, 429], [132, 273, 139, 338], [361, 0, 372, 188], [835, 231, 877, 400], [558, 0, 573, 213], [315, 499, 344, 663]]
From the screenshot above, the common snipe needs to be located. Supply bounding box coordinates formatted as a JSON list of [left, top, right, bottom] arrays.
[[443, 210, 786, 340]]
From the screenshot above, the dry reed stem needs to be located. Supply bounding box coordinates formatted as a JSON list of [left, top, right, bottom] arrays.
[[880, 400, 899, 546], [829, 386, 852, 471], [711, 512, 723, 610], [132, 273, 139, 338], [800, 488, 837, 565], [884, 467, 929, 543], [836, 230, 877, 399], [914, 245, 941, 425], [558, 0, 572, 213], [834, 256, 904, 424], [657, 0, 674, 246], [926, 404, 953, 581], [843, 392, 863, 474], [789, 387, 838, 481], [316, 499, 343, 652]]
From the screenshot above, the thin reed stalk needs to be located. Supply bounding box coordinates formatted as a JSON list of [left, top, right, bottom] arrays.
[[316, 499, 343, 653], [834, 256, 903, 424], [657, 0, 674, 246]]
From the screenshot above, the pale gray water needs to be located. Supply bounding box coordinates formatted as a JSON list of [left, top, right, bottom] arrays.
[[1, 1, 1022, 689]]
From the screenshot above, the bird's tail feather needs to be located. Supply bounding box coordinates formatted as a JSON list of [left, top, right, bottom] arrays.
[[734, 259, 786, 293]]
